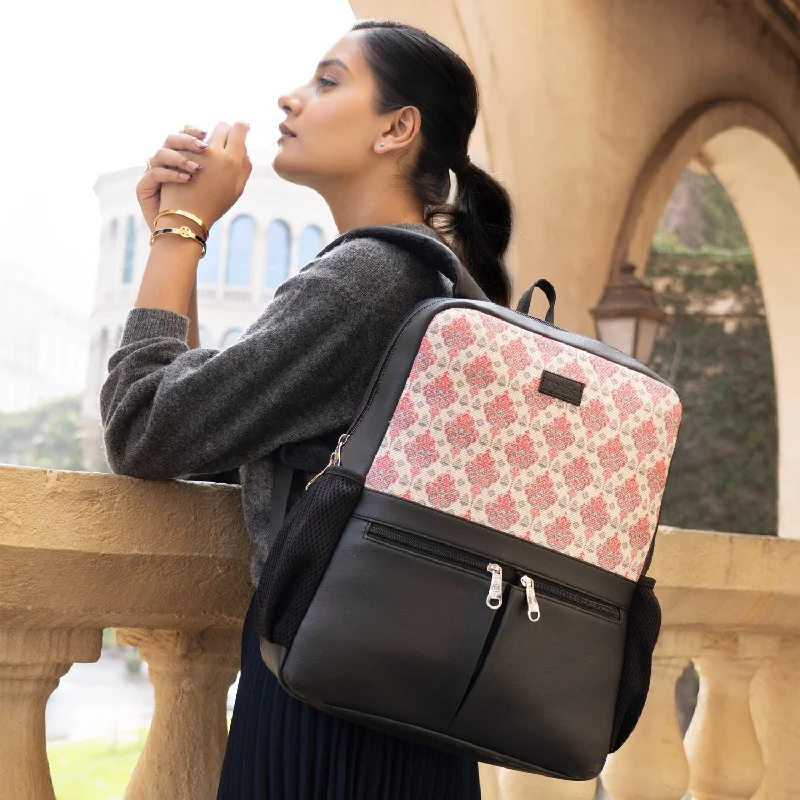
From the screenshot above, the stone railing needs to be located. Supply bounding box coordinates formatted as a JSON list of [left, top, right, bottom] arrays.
[[1, 464, 798, 799]]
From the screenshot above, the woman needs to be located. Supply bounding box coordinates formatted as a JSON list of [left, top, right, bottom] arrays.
[[101, 18, 514, 799]]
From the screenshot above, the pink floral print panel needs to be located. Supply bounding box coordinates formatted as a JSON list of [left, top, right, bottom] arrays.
[[364, 308, 682, 581]]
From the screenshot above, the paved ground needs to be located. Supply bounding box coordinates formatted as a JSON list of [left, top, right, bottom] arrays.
[[46, 647, 239, 743]]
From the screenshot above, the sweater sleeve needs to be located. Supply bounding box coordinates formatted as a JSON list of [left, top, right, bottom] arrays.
[[100, 269, 363, 480]]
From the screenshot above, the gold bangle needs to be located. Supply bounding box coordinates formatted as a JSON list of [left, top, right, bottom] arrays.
[[153, 209, 209, 239], [149, 226, 207, 258]]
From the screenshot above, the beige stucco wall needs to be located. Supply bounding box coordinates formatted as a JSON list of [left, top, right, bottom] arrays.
[[350, 0, 800, 538]]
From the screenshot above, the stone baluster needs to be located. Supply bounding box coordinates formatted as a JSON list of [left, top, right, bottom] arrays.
[[602, 627, 700, 800], [0, 627, 101, 800], [479, 763, 501, 800], [117, 627, 241, 800], [496, 769, 596, 799], [750, 635, 800, 800], [684, 630, 778, 800]]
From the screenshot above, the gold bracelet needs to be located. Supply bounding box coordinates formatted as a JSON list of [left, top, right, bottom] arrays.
[[149, 226, 207, 258], [153, 209, 209, 239]]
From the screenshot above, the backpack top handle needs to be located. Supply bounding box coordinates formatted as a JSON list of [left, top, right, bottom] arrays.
[[516, 279, 557, 325]]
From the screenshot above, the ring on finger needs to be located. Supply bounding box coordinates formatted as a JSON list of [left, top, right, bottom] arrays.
[[145, 156, 155, 174], [180, 124, 192, 134]]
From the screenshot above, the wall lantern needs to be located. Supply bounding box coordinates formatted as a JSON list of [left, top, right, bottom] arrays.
[[589, 263, 666, 365]]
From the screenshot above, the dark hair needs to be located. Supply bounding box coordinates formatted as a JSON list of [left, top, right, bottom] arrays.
[[350, 19, 513, 307]]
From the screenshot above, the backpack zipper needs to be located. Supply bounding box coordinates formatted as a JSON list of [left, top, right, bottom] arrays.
[[365, 523, 620, 623], [305, 432, 351, 490], [304, 297, 442, 491], [520, 575, 541, 622]]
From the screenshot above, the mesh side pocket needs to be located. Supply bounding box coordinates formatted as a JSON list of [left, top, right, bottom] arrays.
[[609, 575, 662, 752], [252, 466, 364, 648]]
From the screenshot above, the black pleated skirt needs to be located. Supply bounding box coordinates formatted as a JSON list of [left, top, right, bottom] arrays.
[[216, 592, 482, 800]]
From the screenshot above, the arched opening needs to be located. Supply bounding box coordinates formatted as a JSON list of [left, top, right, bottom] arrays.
[[220, 328, 243, 349], [107, 219, 118, 278], [198, 325, 214, 349], [266, 219, 291, 290], [97, 327, 109, 381], [225, 215, 255, 287], [198, 224, 221, 285], [297, 224, 325, 270], [613, 101, 800, 540], [644, 168, 776, 536], [122, 216, 136, 284]]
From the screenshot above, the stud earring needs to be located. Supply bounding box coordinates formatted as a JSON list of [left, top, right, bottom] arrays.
[[379, 142, 385, 147]]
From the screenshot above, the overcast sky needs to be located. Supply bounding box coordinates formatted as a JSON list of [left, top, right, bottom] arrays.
[[0, 0, 357, 317]]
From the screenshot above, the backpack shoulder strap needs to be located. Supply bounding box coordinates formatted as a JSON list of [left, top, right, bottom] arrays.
[[316, 225, 492, 303], [266, 226, 492, 549], [266, 460, 295, 551], [266, 430, 349, 550]]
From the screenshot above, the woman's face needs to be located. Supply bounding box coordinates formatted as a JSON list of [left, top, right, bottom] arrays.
[[273, 31, 387, 187]]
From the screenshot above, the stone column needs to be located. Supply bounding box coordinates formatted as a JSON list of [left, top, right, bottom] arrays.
[[118, 627, 241, 800], [750, 635, 800, 800], [684, 630, 778, 800], [602, 628, 699, 800], [0, 627, 101, 800]]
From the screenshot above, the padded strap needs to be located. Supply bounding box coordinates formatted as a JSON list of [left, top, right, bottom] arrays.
[[266, 460, 295, 551], [267, 431, 349, 550], [276, 438, 336, 473], [318, 225, 492, 303]]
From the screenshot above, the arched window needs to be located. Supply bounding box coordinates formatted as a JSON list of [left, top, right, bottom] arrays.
[[225, 215, 255, 286], [122, 216, 136, 284], [198, 325, 214, 349], [265, 220, 291, 290], [108, 218, 118, 256], [297, 225, 324, 269], [98, 328, 109, 380], [197, 224, 221, 285], [221, 328, 243, 349]]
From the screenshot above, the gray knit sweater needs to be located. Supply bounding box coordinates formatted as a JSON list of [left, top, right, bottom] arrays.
[[100, 221, 454, 586]]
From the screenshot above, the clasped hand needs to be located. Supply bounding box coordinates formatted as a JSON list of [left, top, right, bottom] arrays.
[[136, 121, 253, 235]]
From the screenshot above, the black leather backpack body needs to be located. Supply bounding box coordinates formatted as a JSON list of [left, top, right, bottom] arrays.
[[253, 226, 681, 780]]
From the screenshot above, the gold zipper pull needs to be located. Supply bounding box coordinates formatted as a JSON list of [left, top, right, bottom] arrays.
[[305, 433, 350, 491], [486, 563, 503, 609], [520, 575, 541, 622]]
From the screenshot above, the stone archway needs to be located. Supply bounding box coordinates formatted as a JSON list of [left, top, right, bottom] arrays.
[[611, 101, 800, 539]]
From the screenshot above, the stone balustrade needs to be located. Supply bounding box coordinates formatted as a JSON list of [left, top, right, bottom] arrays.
[[1, 464, 798, 799]]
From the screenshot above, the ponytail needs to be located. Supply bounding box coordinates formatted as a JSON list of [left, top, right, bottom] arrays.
[[426, 162, 513, 307]]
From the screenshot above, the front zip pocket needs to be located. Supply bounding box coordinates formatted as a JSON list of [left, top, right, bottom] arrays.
[[365, 522, 507, 610], [363, 522, 621, 624]]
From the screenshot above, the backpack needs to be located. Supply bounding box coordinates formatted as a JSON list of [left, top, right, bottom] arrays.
[[252, 225, 681, 780]]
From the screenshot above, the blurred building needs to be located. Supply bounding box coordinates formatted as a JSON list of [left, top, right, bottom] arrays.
[[80, 147, 337, 471], [0, 261, 89, 414]]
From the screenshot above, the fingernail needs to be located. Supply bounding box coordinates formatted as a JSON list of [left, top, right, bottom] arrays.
[[181, 173, 191, 180], [187, 161, 201, 171], [196, 140, 209, 149]]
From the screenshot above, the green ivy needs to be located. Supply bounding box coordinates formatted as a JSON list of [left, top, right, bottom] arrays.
[[0, 394, 84, 470], [645, 251, 777, 534]]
